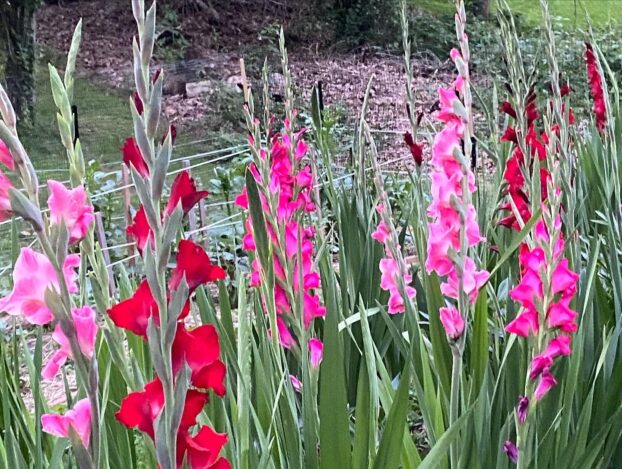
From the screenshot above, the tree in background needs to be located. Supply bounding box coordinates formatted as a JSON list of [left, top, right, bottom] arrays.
[[0, 0, 41, 126], [470, 0, 490, 17]]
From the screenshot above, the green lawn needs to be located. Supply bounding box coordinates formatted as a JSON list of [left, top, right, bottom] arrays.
[[19, 59, 134, 174], [416, 0, 622, 25]]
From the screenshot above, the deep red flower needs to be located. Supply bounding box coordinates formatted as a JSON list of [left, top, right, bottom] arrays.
[[162, 125, 178, 145], [116, 378, 207, 440], [501, 101, 517, 119], [172, 324, 226, 396], [585, 43, 607, 132], [107, 279, 190, 338], [122, 137, 150, 177], [126, 205, 153, 254], [501, 126, 518, 144], [403, 131, 423, 166], [133, 92, 144, 115], [560, 83, 572, 97], [165, 171, 209, 217], [170, 240, 226, 292], [182, 426, 230, 469]]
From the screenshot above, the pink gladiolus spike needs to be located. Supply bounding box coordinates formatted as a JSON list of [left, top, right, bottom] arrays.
[[41, 398, 91, 448], [47, 181, 94, 244], [0, 248, 79, 325], [439, 306, 465, 341], [534, 368, 557, 400], [0, 140, 14, 170], [309, 338, 323, 368]]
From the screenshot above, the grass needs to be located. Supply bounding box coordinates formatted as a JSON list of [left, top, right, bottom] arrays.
[[19, 59, 133, 175], [416, 0, 622, 25]]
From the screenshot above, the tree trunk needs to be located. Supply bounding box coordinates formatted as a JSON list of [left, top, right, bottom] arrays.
[[472, 0, 490, 17], [2, 1, 39, 126]]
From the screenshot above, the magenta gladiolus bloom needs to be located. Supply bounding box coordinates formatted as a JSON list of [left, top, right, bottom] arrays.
[[0, 248, 80, 325], [534, 368, 557, 400], [0, 139, 15, 171], [309, 338, 323, 369], [503, 440, 518, 464], [47, 180, 94, 244], [42, 306, 98, 380], [439, 306, 465, 341], [41, 398, 91, 448], [517, 396, 529, 424], [0, 170, 14, 222]]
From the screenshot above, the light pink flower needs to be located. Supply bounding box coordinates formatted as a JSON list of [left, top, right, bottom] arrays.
[[47, 181, 94, 244], [290, 375, 302, 393], [41, 398, 91, 448], [42, 306, 98, 380], [439, 306, 465, 340], [309, 338, 323, 368], [371, 221, 391, 244], [0, 248, 80, 325]]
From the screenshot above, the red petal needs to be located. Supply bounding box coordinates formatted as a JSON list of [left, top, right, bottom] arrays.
[[107, 280, 157, 337], [116, 379, 164, 439], [501, 101, 517, 119], [122, 137, 150, 177], [165, 171, 208, 217], [170, 240, 226, 291], [194, 361, 227, 397], [133, 92, 144, 115], [180, 390, 209, 432], [126, 205, 152, 254], [186, 425, 229, 469]]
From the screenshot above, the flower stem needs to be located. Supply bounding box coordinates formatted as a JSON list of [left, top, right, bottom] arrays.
[[449, 343, 463, 467]]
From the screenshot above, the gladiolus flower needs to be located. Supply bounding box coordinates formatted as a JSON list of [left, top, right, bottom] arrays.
[[107, 279, 190, 338], [534, 368, 557, 400], [164, 170, 208, 217], [42, 306, 98, 380], [0, 171, 14, 222], [172, 324, 226, 396], [183, 426, 231, 469], [517, 396, 529, 425], [42, 398, 91, 448], [0, 139, 14, 170], [404, 131, 423, 166], [439, 306, 465, 341], [503, 440, 518, 464], [309, 338, 323, 368], [0, 248, 79, 325], [290, 375, 302, 393], [585, 43, 607, 132], [133, 92, 144, 115], [169, 240, 226, 292], [122, 137, 149, 177], [116, 378, 207, 440], [126, 205, 153, 253], [47, 180, 94, 244]]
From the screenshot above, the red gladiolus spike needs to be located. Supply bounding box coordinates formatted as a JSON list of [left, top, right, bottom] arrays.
[[122, 137, 150, 177], [126, 205, 153, 254], [164, 171, 209, 217], [403, 131, 423, 166], [170, 240, 226, 291], [107, 280, 156, 337], [585, 43, 607, 132], [184, 426, 230, 469]]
